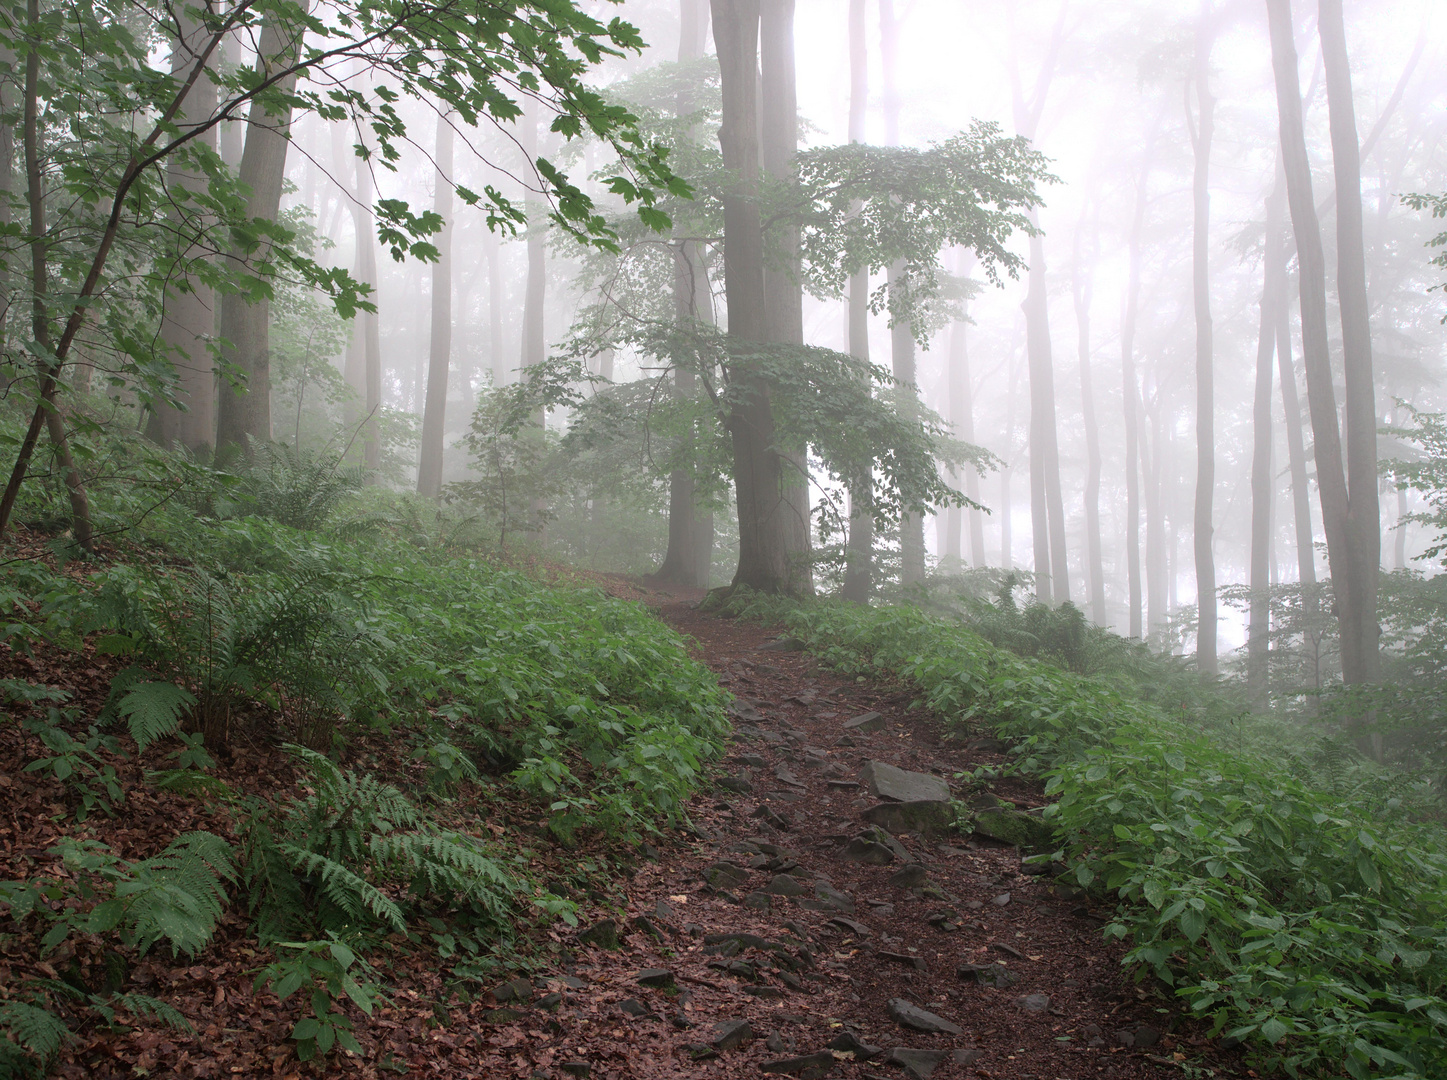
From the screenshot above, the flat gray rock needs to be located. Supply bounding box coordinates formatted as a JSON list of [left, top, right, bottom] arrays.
[[844, 711, 884, 733], [634, 968, 675, 988], [886, 998, 962, 1036], [826, 1031, 883, 1060], [708, 1019, 753, 1050], [765, 873, 809, 897], [888, 864, 930, 889], [1017, 993, 1051, 1013], [813, 883, 855, 912], [957, 962, 1018, 988], [862, 761, 950, 803], [762, 1052, 835, 1075], [885, 1049, 950, 1079], [717, 775, 754, 794], [837, 838, 895, 865], [862, 801, 952, 835]]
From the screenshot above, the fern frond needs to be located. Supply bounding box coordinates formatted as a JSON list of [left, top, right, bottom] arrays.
[[371, 832, 515, 908], [144, 770, 234, 799], [100, 994, 192, 1034], [280, 846, 406, 933], [119, 831, 235, 957], [116, 682, 196, 752], [0, 1002, 71, 1060]]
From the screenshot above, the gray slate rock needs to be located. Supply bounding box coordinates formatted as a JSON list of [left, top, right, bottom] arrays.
[[618, 998, 650, 1016], [971, 807, 1056, 851], [827, 916, 872, 937], [491, 977, 532, 1003], [836, 838, 895, 865], [635, 968, 675, 988], [826, 1031, 883, 1060], [862, 801, 952, 836], [888, 864, 930, 889], [1017, 993, 1051, 1013], [744, 890, 773, 911], [578, 920, 619, 950], [877, 950, 927, 971], [861, 761, 950, 803], [885, 1049, 950, 1080], [953, 1049, 983, 1066], [813, 883, 855, 912], [761, 1051, 835, 1076], [992, 892, 1012, 907], [844, 711, 885, 733], [717, 775, 754, 794], [708, 1019, 753, 1051], [765, 873, 809, 897], [885, 998, 962, 1036], [957, 963, 1018, 989], [705, 861, 751, 889]]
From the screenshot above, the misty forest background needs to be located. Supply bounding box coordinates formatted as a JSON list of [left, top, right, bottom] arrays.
[[5, 0, 1447, 1077]]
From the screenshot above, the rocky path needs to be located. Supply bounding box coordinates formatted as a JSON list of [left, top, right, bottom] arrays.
[[493, 594, 1244, 1080]]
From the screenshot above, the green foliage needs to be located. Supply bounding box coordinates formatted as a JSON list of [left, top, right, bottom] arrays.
[[0, 997, 71, 1077], [242, 746, 516, 942], [18, 711, 126, 822], [224, 443, 366, 532], [2, 832, 234, 960], [765, 599, 1447, 1079], [254, 935, 382, 1061]]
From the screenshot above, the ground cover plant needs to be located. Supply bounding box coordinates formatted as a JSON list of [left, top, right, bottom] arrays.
[[724, 590, 1447, 1080], [0, 462, 728, 1074]]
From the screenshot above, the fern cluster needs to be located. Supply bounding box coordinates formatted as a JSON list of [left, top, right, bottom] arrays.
[[243, 747, 516, 942]]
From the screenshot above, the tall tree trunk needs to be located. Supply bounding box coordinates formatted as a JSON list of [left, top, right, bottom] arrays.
[[146, 10, 218, 450], [1249, 176, 1288, 707], [841, 0, 873, 603], [949, 256, 986, 568], [1121, 146, 1149, 640], [0, 44, 13, 388], [1073, 220, 1104, 624], [417, 112, 453, 498], [1009, 4, 1069, 605], [520, 101, 546, 390], [1277, 280, 1318, 593], [486, 226, 504, 386], [11, 0, 91, 548], [761, 0, 811, 591], [878, 0, 925, 586], [654, 0, 713, 588], [214, 3, 309, 458], [1144, 390, 1168, 639], [712, 0, 791, 593], [1189, 3, 1218, 675], [338, 122, 382, 470], [1266, 0, 1367, 701], [1319, 0, 1381, 694]]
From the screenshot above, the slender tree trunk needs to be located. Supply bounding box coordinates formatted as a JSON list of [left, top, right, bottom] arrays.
[[1144, 390, 1168, 640], [0, 45, 13, 388], [146, 10, 218, 451], [841, 0, 873, 603], [1277, 282, 1317, 594], [760, 0, 811, 591], [417, 113, 454, 498], [713, 0, 791, 593], [1122, 148, 1149, 640], [486, 227, 504, 386], [520, 100, 546, 392], [1073, 222, 1104, 624], [1266, 0, 1365, 698], [339, 126, 382, 470], [1249, 176, 1288, 707], [214, 3, 310, 458], [878, 0, 925, 586], [949, 256, 986, 568], [654, 0, 713, 588], [14, 0, 90, 547], [1319, 0, 1381, 693], [1189, 4, 1218, 675]]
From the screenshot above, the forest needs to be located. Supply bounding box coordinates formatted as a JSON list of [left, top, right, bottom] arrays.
[[0, 0, 1445, 1077]]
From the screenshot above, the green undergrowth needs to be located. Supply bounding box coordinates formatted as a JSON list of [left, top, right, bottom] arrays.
[[0, 472, 727, 1073], [729, 591, 1447, 1080]]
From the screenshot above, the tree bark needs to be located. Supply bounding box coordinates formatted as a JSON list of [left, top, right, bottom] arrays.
[[949, 257, 985, 568], [712, 0, 791, 593], [1249, 176, 1288, 707], [1072, 222, 1104, 624], [841, 0, 873, 603], [145, 9, 218, 450], [1189, 3, 1217, 675], [760, 0, 811, 591], [1121, 147, 1149, 640], [1144, 389, 1168, 639], [654, 0, 714, 588], [215, 2, 310, 458], [417, 112, 454, 498], [1266, 0, 1368, 696], [1277, 280, 1317, 594], [486, 225, 504, 386], [336, 120, 382, 469], [1318, 0, 1381, 690]]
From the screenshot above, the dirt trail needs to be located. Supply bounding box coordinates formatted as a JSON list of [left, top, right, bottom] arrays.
[[528, 590, 1246, 1080]]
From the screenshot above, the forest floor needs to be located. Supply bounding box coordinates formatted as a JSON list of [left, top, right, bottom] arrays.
[[501, 581, 1250, 1080], [0, 556, 1253, 1080]]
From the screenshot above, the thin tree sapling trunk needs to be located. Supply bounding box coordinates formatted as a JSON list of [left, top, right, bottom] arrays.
[[417, 111, 454, 498], [1072, 216, 1105, 625]]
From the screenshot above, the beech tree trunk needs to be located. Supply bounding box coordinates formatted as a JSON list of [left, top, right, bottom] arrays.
[[337, 120, 383, 470], [712, 0, 792, 593], [215, 3, 310, 458], [146, 10, 218, 451], [1267, 0, 1376, 702], [417, 112, 454, 498], [1144, 392, 1168, 639], [1319, 0, 1381, 692], [841, 0, 873, 603], [1189, 4, 1218, 675], [1249, 177, 1288, 707], [948, 259, 986, 568], [1010, 5, 1069, 604], [1072, 223, 1105, 625], [760, 0, 811, 591], [878, 0, 925, 586], [1277, 284, 1318, 595], [486, 226, 504, 385], [654, 0, 714, 588], [1121, 145, 1150, 640]]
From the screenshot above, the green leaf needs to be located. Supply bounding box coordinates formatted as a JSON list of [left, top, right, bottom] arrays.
[[115, 682, 195, 752], [291, 1017, 321, 1041], [1259, 1017, 1289, 1044]]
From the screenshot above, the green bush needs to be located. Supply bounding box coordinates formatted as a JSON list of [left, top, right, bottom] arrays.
[[771, 599, 1447, 1080]]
